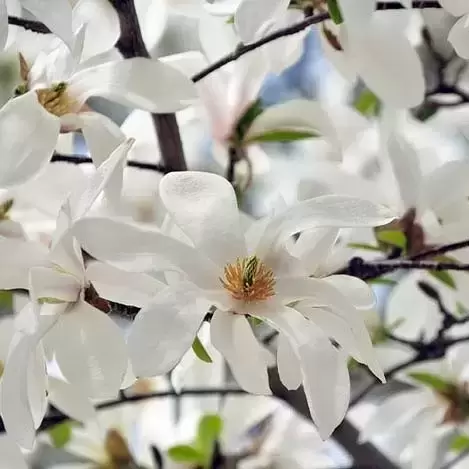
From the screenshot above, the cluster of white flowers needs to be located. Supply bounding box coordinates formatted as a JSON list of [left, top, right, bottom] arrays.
[[1, 0, 469, 468]]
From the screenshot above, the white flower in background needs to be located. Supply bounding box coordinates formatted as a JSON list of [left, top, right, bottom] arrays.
[[319, 0, 424, 108], [0, 435, 28, 469], [0, 0, 74, 51], [0, 27, 197, 188], [439, 0, 469, 59], [73, 171, 394, 438], [360, 345, 469, 469], [0, 140, 135, 449]]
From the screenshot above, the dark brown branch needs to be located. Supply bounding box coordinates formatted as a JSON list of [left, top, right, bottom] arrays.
[[7, 15, 50, 33]]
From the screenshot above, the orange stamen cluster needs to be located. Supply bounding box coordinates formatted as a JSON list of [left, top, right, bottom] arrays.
[[36, 82, 76, 116], [220, 256, 276, 302]]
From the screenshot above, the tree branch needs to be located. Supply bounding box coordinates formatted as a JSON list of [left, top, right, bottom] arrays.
[[7, 15, 50, 33]]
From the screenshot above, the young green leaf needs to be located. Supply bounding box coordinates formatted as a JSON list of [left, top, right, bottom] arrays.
[[367, 278, 397, 287], [168, 445, 203, 464], [327, 0, 343, 24], [354, 89, 380, 117], [429, 270, 456, 289], [408, 372, 452, 393], [245, 129, 319, 144], [48, 422, 72, 448], [347, 242, 383, 252], [196, 414, 224, 468], [451, 434, 469, 452], [192, 336, 213, 364], [0, 290, 13, 310], [376, 230, 407, 250]]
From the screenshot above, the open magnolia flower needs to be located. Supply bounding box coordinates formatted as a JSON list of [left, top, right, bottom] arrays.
[[73, 171, 395, 438], [360, 345, 469, 469], [0, 27, 196, 188]]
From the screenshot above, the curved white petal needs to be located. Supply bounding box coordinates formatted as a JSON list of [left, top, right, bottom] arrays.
[[234, 0, 289, 43], [159, 171, 246, 266], [50, 301, 128, 399], [0, 239, 47, 290], [211, 312, 271, 395], [276, 332, 302, 390], [135, 0, 168, 51], [21, 0, 74, 50], [0, 435, 28, 469], [48, 377, 96, 423], [73, 217, 219, 288], [347, 20, 425, 108], [29, 266, 80, 303], [323, 275, 375, 309], [68, 57, 197, 113], [338, 0, 375, 31], [86, 261, 163, 308], [439, 0, 469, 16], [72, 0, 120, 61], [0, 92, 60, 188], [128, 288, 205, 377], [0, 1, 7, 51]]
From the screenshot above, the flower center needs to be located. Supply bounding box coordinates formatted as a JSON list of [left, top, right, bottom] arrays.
[[103, 429, 133, 468], [220, 256, 276, 302], [36, 82, 76, 116]]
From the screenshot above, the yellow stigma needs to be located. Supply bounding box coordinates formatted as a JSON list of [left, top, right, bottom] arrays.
[[220, 256, 276, 302], [36, 82, 76, 116]]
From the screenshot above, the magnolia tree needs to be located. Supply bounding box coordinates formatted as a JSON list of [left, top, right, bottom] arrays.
[[2, 0, 469, 468]]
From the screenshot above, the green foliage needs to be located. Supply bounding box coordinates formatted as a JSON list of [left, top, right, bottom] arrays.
[[327, 0, 343, 24], [168, 414, 223, 469], [376, 230, 407, 250], [367, 278, 397, 287], [234, 100, 264, 142], [451, 434, 469, 452], [0, 290, 13, 310], [48, 422, 72, 448], [248, 316, 263, 327], [192, 336, 213, 363], [354, 89, 380, 117], [246, 129, 319, 143], [347, 242, 383, 252], [429, 270, 456, 289], [408, 372, 452, 393]]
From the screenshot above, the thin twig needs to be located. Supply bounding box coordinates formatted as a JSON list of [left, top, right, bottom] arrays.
[[7, 15, 50, 33]]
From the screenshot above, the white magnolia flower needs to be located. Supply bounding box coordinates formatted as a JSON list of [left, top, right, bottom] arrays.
[[73, 171, 395, 437], [0, 140, 135, 449], [320, 0, 424, 108], [439, 0, 469, 59], [0, 29, 196, 188], [0, 0, 74, 51], [361, 345, 469, 469]]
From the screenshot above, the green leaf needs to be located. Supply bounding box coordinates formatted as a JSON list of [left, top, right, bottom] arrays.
[[429, 270, 457, 289], [168, 445, 203, 464], [327, 0, 343, 24], [246, 129, 319, 143], [456, 302, 467, 317], [192, 336, 212, 364], [248, 316, 263, 327], [451, 434, 469, 452], [196, 414, 223, 467], [408, 372, 452, 393], [234, 99, 264, 142], [376, 230, 407, 250], [347, 242, 383, 252], [226, 15, 234, 24], [354, 89, 380, 117], [367, 278, 397, 286], [48, 422, 72, 448], [0, 290, 13, 310]]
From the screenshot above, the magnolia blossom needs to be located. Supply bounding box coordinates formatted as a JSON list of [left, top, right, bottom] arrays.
[[73, 171, 395, 437], [0, 28, 196, 188], [361, 345, 469, 469], [439, 0, 469, 59]]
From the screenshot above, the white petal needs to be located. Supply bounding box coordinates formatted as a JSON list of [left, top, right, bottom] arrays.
[[347, 20, 425, 108], [72, 0, 120, 61], [0, 92, 60, 188], [73, 217, 219, 289], [29, 266, 80, 303], [323, 275, 375, 309], [68, 57, 197, 113], [48, 377, 96, 423], [276, 332, 302, 390], [257, 194, 396, 256], [234, 0, 289, 43], [51, 301, 128, 399], [159, 172, 246, 266], [266, 308, 350, 439], [211, 313, 271, 395], [0, 436, 28, 469], [439, 0, 469, 16], [338, 0, 375, 31], [0, 239, 47, 290], [86, 261, 163, 308], [244, 99, 339, 146], [128, 289, 205, 377], [0, 1, 7, 51], [21, 0, 74, 49]]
